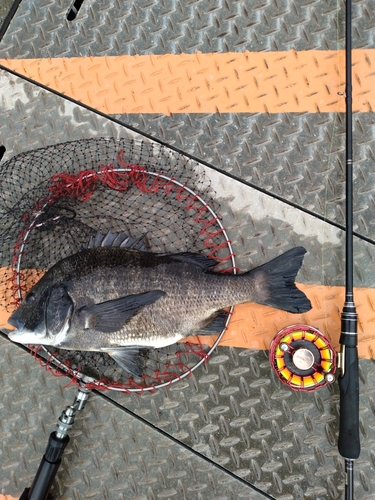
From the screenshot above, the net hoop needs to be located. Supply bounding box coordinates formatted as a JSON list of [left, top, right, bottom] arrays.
[[269, 324, 337, 392], [13, 167, 236, 393]]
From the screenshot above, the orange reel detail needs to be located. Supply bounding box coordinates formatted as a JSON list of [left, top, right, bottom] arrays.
[[270, 325, 337, 392]]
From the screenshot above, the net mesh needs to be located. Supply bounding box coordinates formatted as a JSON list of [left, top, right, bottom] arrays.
[[0, 137, 235, 392]]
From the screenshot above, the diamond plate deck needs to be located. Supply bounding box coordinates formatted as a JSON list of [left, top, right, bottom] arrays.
[[0, 67, 375, 499], [115, 110, 375, 240], [1, 0, 375, 242], [1, 0, 375, 58], [0, 337, 270, 500], [107, 347, 375, 500], [0, 0, 17, 35], [0, 0, 375, 498]]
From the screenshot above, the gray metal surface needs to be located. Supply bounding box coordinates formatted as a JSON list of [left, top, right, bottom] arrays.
[[1, 0, 375, 57], [1, 0, 375, 241], [115, 110, 375, 240], [0, 0, 17, 34], [0, 0, 375, 498], [0, 336, 268, 500], [1, 67, 375, 500], [107, 347, 375, 500]]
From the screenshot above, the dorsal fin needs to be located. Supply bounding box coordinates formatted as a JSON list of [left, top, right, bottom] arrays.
[[166, 252, 218, 270], [86, 230, 148, 251]]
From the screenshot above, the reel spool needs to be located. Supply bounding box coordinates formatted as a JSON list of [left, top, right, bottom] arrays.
[[270, 324, 337, 392]]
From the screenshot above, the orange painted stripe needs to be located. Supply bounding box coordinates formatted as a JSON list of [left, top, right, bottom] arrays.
[[186, 284, 375, 360], [1, 267, 375, 359], [1, 50, 374, 115]]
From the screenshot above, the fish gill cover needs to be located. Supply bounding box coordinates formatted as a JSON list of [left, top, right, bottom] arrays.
[[0, 137, 236, 392]]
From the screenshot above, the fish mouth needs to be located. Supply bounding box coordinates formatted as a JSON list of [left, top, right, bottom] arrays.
[[8, 313, 46, 344], [7, 314, 22, 330], [8, 329, 44, 345]]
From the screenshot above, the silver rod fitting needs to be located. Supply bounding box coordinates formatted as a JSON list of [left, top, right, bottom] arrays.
[[55, 388, 90, 439]]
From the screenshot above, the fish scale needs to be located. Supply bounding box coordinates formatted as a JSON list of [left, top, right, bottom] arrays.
[[66, 257, 236, 346]]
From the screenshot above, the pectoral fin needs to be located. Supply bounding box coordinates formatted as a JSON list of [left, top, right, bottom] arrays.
[[78, 290, 166, 333], [101, 346, 147, 377]]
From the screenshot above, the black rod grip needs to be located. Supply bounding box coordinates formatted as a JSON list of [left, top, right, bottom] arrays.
[[23, 432, 69, 500], [338, 346, 360, 460]]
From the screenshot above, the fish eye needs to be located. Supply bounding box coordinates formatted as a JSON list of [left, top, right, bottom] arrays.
[[25, 292, 36, 304]]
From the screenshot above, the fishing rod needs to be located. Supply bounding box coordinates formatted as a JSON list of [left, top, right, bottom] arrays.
[[338, 0, 361, 497], [19, 387, 91, 500], [0, 331, 92, 500]]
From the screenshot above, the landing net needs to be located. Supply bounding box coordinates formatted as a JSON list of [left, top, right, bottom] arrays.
[[0, 137, 236, 392]]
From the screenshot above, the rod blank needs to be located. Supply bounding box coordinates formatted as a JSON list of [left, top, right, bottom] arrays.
[[338, 0, 361, 497]]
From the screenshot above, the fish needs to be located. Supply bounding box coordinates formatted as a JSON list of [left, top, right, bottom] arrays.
[[7, 231, 312, 376]]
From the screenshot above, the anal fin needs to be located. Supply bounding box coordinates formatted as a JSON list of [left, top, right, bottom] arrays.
[[101, 346, 148, 377], [196, 310, 228, 336]]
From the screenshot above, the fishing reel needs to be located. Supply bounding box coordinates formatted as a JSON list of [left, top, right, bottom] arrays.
[[270, 324, 337, 391]]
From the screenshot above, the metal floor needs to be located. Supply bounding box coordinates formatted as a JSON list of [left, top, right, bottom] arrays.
[[0, 1, 375, 499]]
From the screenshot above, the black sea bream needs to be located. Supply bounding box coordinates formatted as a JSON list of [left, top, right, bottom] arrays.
[[8, 232, 311, 375]]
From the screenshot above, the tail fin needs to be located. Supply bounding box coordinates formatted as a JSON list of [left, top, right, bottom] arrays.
[[251, 247, 311, 313]]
